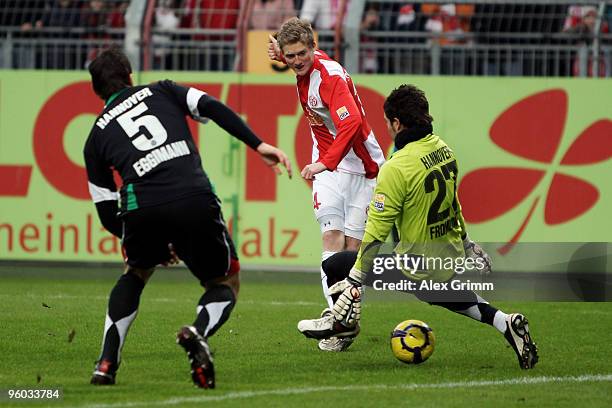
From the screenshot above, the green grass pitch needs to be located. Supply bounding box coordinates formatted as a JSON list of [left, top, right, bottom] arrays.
[[0, 265, 611, 407]]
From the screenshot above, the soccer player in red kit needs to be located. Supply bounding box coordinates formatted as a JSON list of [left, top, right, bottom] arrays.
[[269, 17, 385, 351]]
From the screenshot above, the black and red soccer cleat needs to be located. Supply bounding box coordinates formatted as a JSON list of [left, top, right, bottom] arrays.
[[90, 359, 117, 385], [176, 325, 215, 389]]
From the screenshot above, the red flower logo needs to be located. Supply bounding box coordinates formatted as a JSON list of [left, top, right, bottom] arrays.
[[458, 89, 611, 254]]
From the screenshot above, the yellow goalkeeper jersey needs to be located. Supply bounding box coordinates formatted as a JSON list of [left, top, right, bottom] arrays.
[[355, 133, 466, 281]]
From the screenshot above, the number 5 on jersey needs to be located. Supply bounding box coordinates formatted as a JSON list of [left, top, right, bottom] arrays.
[[117, 102, 168, 151]]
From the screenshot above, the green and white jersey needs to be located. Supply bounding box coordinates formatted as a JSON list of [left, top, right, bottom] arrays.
[[355, 133, 466, 281]]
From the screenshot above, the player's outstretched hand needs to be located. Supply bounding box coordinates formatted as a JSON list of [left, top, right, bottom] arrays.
[[257, 142, 293, 178], [268, 34, 282, 62], [463, 235, 492, 276], [301, 162, 327, 180]]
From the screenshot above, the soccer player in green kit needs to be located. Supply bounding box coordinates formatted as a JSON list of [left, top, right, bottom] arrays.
[[298, 84, 539, 369]]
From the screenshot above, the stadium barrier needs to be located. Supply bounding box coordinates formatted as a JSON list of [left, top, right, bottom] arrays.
[[2, 0, 611, 77]]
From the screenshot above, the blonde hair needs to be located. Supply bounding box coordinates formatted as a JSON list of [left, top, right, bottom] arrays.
[[276, 17, 316, 51]]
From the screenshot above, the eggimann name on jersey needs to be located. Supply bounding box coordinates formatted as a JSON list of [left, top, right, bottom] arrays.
[[132, 140, 190, 177]]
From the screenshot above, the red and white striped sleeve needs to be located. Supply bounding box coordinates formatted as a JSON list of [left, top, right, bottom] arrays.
[[317, 72, 363, 171]]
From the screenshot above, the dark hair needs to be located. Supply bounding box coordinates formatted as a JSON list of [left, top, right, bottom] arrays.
[[88, 47, 132, 100], [383, 84, 433, 127]]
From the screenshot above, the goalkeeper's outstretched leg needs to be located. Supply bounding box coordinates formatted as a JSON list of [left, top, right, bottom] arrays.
[[415, 289, 538, 369], [298, 250, 538, 369]]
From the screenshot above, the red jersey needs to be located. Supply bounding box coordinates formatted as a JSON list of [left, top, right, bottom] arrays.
[[297, 51, 385, 178]]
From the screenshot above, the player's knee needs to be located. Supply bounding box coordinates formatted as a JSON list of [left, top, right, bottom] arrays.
[[203, 260, 240, 299], [124, 266, 155, 284], [318, 215, 344, 244], [344, 235, 362, 251], [322, 229, 345, 252], [224, 272, 240, 298], [204, 271, 240, 299], [226, 258, 241, 297], [227, 276, 240, 298]]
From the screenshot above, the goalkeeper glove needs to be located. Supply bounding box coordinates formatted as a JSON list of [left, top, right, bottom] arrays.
[[463, 234, 492, 276], [329, 267, 366, 327]]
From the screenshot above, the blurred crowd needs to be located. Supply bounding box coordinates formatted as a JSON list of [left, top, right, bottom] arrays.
[[0, 1, 128, 32], [1, 0, 128, 68], [1, 1, 610, 75], [358, 3, 611, 75]]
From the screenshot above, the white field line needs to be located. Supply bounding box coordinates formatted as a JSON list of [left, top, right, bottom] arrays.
[[576, 310, 612, 315], [74, 374, 612, 408], [0, 293, 318, 306], [5, 292, 612, 312]]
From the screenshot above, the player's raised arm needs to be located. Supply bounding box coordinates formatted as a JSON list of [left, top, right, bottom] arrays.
[[300, 75, 363, 180], [268, 34, 283, 62], [162, 80, 292, 178], [161, 80, 261, 149], [195, 96, 292, 178]]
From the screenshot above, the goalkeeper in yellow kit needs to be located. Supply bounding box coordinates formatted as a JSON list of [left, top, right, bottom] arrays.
[[297, 85, 538, 369]]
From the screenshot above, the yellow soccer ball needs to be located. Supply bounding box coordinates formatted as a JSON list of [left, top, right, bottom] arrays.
[[390, 320, 435, 364]]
